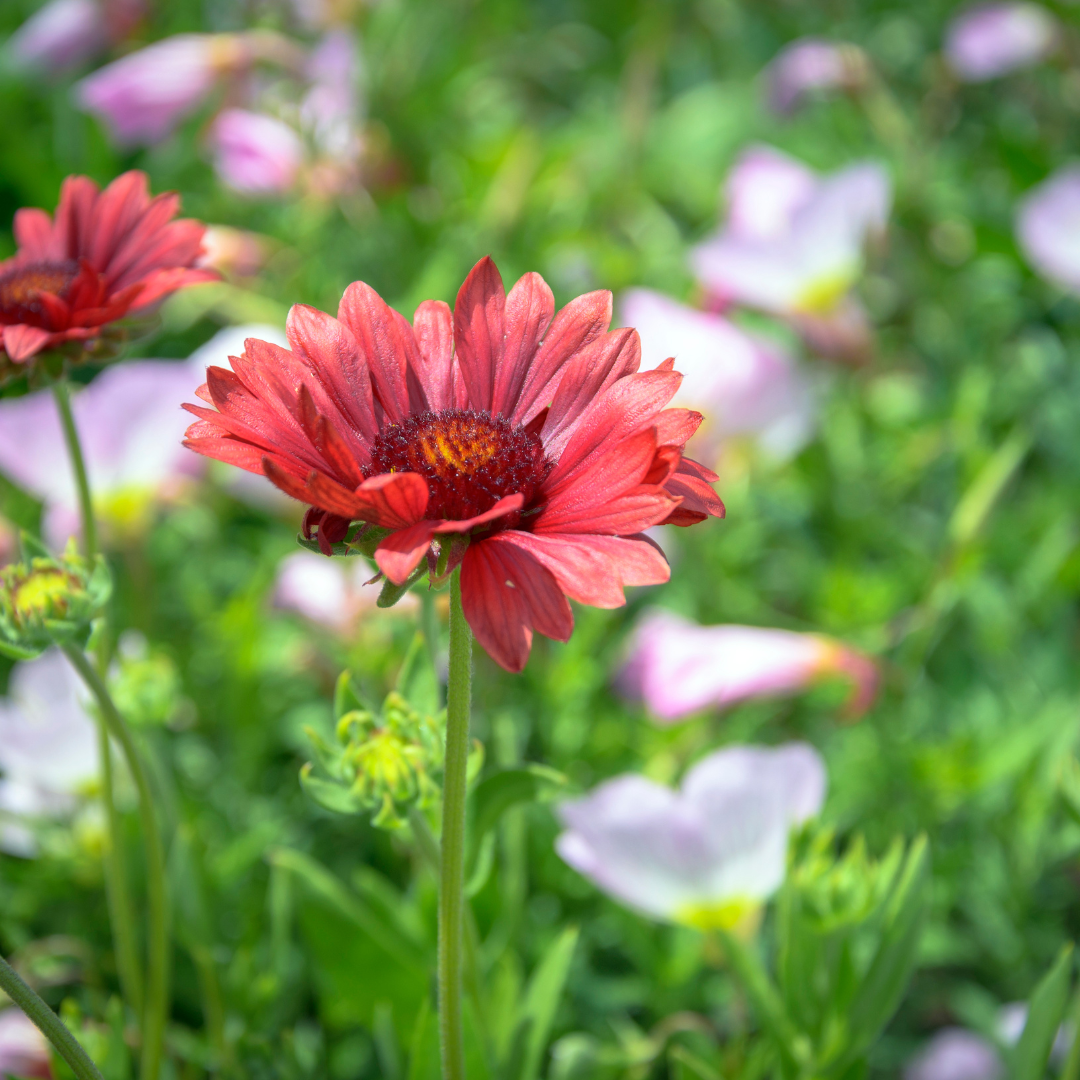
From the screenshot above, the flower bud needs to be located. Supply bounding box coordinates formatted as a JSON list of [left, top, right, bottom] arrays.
[[301, 688, 445, 829], [0, 536, 110, 659]]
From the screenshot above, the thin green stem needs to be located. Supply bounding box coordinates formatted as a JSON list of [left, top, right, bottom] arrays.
[[438, 568, 471, 1080], [190, 945, 227, 1071], [51, 379, 98, 561], [62, 645, 169, 1080], [96, 717, 145, 1021], [0, 953, 105, 1080]]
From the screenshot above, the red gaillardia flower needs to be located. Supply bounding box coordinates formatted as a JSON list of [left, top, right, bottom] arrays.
[[183, 257, 725, 671], [0, 170, 217, 378]]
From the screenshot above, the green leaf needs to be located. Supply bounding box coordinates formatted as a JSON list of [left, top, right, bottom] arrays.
[[268, 846, 427, 973], [840, 835, 930, 1066], [669, 1044, 722, 1080], [467, 764, 567, 873], [1013, 943, 1074, 1080], [379, 565, 428, 608], [505, 926, 579, 1080]]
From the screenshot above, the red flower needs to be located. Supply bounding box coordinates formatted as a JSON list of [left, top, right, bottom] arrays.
[[183, 257, 725, 671], [0, 170, 217, 370]]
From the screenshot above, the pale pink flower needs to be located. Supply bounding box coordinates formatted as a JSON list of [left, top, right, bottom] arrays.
[[76, 33, 238, 145], [617, 610, 878, 724], [766, 38, 869, 115], [620, 288, 814, 461], [0, 649, 99, 858], [302, 31, 361, 161], [210, 109, 304, 196], [691, 145, 890, 318], [273, 550, 415, 632], [904, 1030, 1003, 1080], [5, 0, 104, 74], [556, 742, 825, 929], [0, 1008, 52, 1079], [945, 3, 1056, 82], [1016, 166, 1080, 294], [0, 359, 204, 547]]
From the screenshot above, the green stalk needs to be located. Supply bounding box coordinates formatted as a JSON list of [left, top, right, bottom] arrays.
[[62, 645, 169, 1080], [51, 379, 98, 562], [97, 718, 145, 1021], [0, 952, 105, 1080], [52, 378, 146, 1034], [438, 568, 472, 1080]]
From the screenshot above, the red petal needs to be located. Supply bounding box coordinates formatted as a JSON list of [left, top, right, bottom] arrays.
[[655, 408, 703, 448], [338, 280, 413, 422], [412, 299, 456, 411], [545, 368, 682, 490], [85, 171, 152, 270], [36, 291, 71, 330], [543, 428, 657, 506], [661, 458, 725, 524], [54, 175, 100, 257], [353, 471, 430, 529], [461, 536, 573, 673], [373, 493, 526, 585], [494, 531, 669, 608], [13, 208, 57, 259], [453, 256, 506, 413], [491, 272, 554, 418], [512, 289, 612, 425], [286, 303, 377, 447], [539, 327, 641, 457], [183, 434, 293, 475], [536, 484, 679, 535], [2, 324, 52, 362], [127, 266, 217, 310]]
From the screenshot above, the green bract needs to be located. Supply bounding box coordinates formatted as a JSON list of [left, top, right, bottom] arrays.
[[302, 683, 446, 829], [0, 535, 111, 660]]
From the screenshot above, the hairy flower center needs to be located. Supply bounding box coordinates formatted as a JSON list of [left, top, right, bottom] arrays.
[[369, 409, 550, 522], [0, 260, 79, 326]]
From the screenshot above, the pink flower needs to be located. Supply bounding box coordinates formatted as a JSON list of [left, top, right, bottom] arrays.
[[302, 31, 360, 160], [765, 38, 869, 115], [691, 145, 890, 318], [76, 33, 241, 145], [945, 3, 1056, 82], [0, 358, 204, 546], [619, 288, 814, 461], [273, 549, 415, 632], [210, 109, 304, 196], [616, 610, 878, 724], [0, 649, 99, 858], [0, 1008, 52, 1079], [6, 0, 104, 74], [903, 1030, 1002, 1080], [1016, 166, 1080, 294], [556, 742, 825, 929]]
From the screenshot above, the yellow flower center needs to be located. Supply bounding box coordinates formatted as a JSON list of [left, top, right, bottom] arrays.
[[12, 569, 73, 622], [674, 896, 764, 936]]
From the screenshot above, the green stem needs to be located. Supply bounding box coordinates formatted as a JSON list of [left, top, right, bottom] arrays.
[[97, 717, 145, 1022], [438, 568, 471, 1080], [51, 379, 98, 562], [62, 646, 169, 1080], [0, 953, 105, 1080]]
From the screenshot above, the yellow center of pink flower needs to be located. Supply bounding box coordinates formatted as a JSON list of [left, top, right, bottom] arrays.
[[0, 260, 78, 327], [369, 409, 550, 522]]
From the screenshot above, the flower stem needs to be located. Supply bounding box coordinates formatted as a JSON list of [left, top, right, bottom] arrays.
[[62, 645, 169, 1080], [96, 718, 145, 1022], [51, 379, 98, 562], [0, 952, 105, 1080], [438, 568, 471, 1080]]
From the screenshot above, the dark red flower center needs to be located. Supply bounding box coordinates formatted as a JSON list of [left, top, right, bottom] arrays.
[[0, 260, 78, 327], [369, 409, 550, 522]]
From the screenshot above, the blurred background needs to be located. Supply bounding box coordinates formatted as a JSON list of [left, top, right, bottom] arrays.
[[2, 0, 1080, 1077]]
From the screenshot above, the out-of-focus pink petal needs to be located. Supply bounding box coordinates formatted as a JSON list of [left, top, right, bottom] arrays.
[[903, 1029, 1003, 1080], [556, 742, 826, 923], [75, 34, 223, 145], [765, 38, 869, 115], [6, 0, 105, 74], [616, 609, 878, 723], [620, 288, 815, 460], [945, 3, 1056, 82], [211, 109, 303, 196], [0, 1006, 53, 1077], [1017, 166, 1080, 294]]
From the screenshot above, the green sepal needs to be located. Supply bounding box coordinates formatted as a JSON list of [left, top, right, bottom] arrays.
[[377, 564, 428, 608], [0, 638, 44, 661], [299, 761, 368, 815]]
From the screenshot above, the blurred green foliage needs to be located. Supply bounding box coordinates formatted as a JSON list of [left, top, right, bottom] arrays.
[[2, 0, 1080, 1077]]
